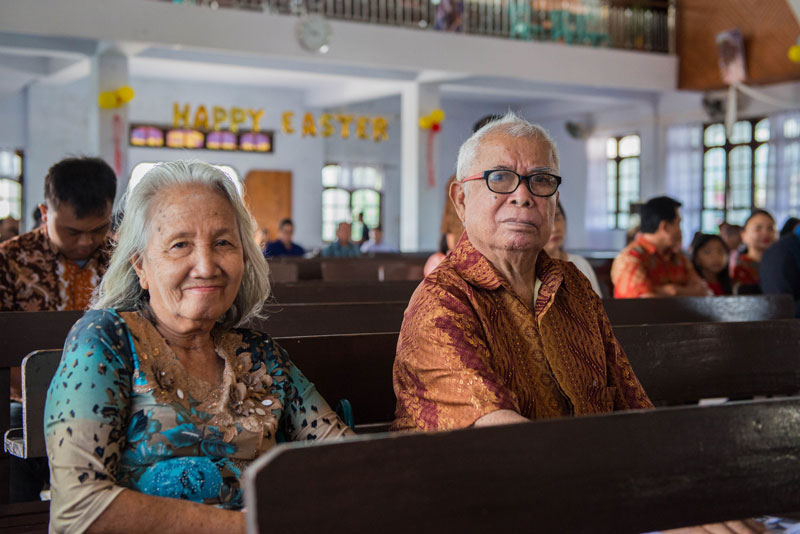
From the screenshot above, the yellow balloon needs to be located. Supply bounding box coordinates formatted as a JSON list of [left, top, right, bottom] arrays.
[[419, 116, 432, 129], [98, 92, 118, 109], [789, 45, 800, 63], [116, 86, 135, 103], [430, 109, 445, 123]]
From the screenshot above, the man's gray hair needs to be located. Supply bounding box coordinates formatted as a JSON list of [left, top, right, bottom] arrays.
[[455, 111, 559, 182], [92, 160, 270, 328]]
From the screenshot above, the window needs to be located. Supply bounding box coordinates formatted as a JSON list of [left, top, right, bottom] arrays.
[[0, 149, 23, 220], [128, 162, 242, 195], [321, 163, 383, 242], [700, 119, 770, 232], [606, 134, 641, 229]]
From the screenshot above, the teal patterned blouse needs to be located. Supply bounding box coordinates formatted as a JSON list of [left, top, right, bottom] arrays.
[[44, 309, 350, 533]]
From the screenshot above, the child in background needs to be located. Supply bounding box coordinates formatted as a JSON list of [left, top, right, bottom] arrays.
[[691, 233, 732, 296]]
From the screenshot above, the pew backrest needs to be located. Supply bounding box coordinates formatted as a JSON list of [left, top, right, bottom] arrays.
[[603, 294, 793, 325], [245, 398, 800, 534], [269, 280, 419, 304]]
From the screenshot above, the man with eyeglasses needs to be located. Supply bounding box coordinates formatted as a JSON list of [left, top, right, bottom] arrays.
[[392, 112, 652, 432]]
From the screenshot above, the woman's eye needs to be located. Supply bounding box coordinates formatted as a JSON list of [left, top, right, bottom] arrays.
[[171, 241, 188, 249], [216, 239, 232, 246]]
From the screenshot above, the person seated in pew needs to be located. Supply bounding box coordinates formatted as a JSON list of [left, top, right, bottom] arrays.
[[361, 226, 398, 254], [264, 218, 304, 257], [44, 161, 352, 534], [611, 196, 710, 298], [543, 200, 602, 296], [322, 221, 361, 258], [690, 233, 732, 296], [760, 222, 800, 318], [392, 112, 653, 432], [731, 209, 776, 294]]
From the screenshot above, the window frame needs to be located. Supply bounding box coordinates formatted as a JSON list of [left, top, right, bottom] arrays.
[[606, 133, 641, 230], [700, 118, 768, 231], [0, 148, 24, 222], [321, 163, 384, 243]]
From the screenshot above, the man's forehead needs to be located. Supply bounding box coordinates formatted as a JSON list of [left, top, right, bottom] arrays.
[[51, 201, 112, 225], [474, 133, 556, 169]]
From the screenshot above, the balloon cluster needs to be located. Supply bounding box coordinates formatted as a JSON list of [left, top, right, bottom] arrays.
[[789, 37, 800, 63], [419, 108, 445, 132], [98, 86, 135, 109]]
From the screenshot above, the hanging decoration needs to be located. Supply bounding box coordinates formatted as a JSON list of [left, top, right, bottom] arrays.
[[97, 86, 136, 109], [788, 37, 800, 63], [419, 108, 446, 188]]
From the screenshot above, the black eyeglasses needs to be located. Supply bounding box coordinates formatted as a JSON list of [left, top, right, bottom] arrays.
[[462, 170, 562, 197]]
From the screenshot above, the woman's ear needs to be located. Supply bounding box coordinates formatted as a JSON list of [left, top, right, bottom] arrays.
[[130, 255, 149, 290]]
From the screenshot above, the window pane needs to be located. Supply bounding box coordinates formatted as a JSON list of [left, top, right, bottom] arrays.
[[704, 124, 725, 147], [618, 213, 629, 228], [352, 166, 383, 191], [727, 209, 749, 226], [619, 135, 641, 157], [786, 143, 800, 211], [0, 151, 21, 179], [606, 162, 617, 214], [0, 178, 21, 219], [606, 138, 617, 159], [351, 189, 381, 239], [754, 144, 769, 208], [321, 188, 351, 242], [322, 164, 341, 187], [701, 210, 725, 233], [755, 118, 770, 142], [784, 118, 800, 139], [729, 121, 752, 144], [703, 148, 726, 209], [728, 146, 752, 209]]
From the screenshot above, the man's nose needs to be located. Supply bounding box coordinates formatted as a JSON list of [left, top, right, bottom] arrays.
[[76, 233, 94, 247], [508, 180, 535, 207]]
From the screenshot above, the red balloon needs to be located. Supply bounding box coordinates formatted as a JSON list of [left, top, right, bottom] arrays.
[[431, 123, 441, 133]]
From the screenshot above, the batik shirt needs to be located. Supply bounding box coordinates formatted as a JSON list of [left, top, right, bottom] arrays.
[[392, 235, 652, 432], [0, 226, 111, 311], [731, 252, 760, 288], [610, 235, 698, 299], [44, 309, 351, 534]]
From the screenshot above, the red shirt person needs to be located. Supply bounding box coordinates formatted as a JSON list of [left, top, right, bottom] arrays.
[[611, 196, 709, 298]]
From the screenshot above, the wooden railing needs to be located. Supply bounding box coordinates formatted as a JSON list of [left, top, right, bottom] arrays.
[[156, 0, 676, 53]]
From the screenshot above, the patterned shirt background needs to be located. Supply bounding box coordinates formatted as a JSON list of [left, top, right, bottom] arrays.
[[610, 236, 698, 299]]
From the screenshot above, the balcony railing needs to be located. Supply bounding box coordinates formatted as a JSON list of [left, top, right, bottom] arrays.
[[159, 0, 675, 54]]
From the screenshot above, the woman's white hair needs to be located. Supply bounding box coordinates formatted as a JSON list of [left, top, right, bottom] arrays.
[[92, 160, 270, 328], [455, 111, 559, 183]]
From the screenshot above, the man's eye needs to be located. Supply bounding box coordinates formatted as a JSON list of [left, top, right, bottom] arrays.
[[488, 171, 514, 182], [531, 174, 555, 184]]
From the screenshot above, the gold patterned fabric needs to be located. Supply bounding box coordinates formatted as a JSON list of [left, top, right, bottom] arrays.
[[392, 235, 652, 432]]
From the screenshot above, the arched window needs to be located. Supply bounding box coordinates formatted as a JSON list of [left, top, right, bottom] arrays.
[[128, 162, 242, 195], [321, 163, 383, 242], [0, 149, 23, 221], [606, 134, 641, 229]]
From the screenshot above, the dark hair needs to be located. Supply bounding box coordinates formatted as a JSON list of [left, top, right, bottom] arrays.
[[44, 157, 116, 218], [780, 217, 800, 237], [473, 114, 503, 133], [438, 233, 449, 255], [278, 218, 294, 229], [640, 196, 682, 234], [744, 209, 775, 228], [690, 233, 732, 295], [31, 206, 42, 227]]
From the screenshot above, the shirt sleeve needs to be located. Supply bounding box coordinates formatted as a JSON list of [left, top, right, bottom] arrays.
[[760, 241, 800, 316], [611, 251, 653, 298], [592, 297, 653, 411], [392, 281, 520, 432], [270, 340, 353, 442], [45, 309, 133, 534]]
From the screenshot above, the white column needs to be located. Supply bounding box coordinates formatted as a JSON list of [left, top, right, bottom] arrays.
[[89, 45, 129, 203], [400, 82, 440, 252]]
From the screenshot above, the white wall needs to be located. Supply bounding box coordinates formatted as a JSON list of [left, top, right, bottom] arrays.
[[0, 90, 27, 148]]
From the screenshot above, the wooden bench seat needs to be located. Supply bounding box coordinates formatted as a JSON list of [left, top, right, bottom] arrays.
[[244, 397, 800, 533]]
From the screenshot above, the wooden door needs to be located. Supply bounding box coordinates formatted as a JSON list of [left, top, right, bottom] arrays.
[[243, 170, 292, 240]]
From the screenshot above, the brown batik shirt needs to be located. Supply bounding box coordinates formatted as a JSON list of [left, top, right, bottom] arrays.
[[0, 225, 111, 312], [392, 234, 652, 432]]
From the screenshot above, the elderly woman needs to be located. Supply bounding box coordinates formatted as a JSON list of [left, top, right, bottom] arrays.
[[44, 161, 352, 534]]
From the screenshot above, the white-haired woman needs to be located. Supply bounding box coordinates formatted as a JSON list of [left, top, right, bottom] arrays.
[[44, 161, 352, 534]]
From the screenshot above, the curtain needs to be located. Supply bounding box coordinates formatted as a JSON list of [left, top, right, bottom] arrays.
[[664, 123, 703, 248]]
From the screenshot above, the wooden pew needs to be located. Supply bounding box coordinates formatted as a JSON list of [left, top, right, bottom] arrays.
[[0, 500, 49, 534], [244, 398, 800, 534], [320, 260, 424, 282], [269, 280, 419, 304], [604, 294, 793, 325]]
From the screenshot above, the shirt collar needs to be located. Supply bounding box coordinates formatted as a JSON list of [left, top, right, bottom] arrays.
[[636, 234, 676, 260], [450, 233, 564, 296]]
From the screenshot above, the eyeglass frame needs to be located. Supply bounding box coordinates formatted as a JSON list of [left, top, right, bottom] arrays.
[[461, 169, 562, 197]]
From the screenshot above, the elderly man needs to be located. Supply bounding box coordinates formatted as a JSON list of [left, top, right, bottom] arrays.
[[393, 112, 652, 431], [322, 221, 361, 258]]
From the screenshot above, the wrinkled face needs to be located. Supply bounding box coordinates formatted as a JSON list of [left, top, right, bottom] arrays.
[[546, 206, 566, 253], [742, 213, 776, 253], [41, 201, 112, 261], [278, 223, 294, 243], [696, 239, 728, 275], [661, 208, 684, 249], [133, 186, 245, 332], [336, 222, 351, 243], [451, 133, 558, 259]]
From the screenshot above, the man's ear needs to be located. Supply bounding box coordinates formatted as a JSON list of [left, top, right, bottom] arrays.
[[449, 180, 467, 225], [130, 255, 149, 290], [39, 203, 48, 224]]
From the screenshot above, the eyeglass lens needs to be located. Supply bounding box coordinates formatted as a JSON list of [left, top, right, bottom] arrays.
[[486, 170, 558, 196]]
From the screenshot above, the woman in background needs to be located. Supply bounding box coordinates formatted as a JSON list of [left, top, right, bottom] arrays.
[[691, 233, 732, 296], [731, 209, 776, 292], [543, 201, 602, 296]]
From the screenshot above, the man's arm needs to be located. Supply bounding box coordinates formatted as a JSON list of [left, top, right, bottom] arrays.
[[473, 410, 528, 427]]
